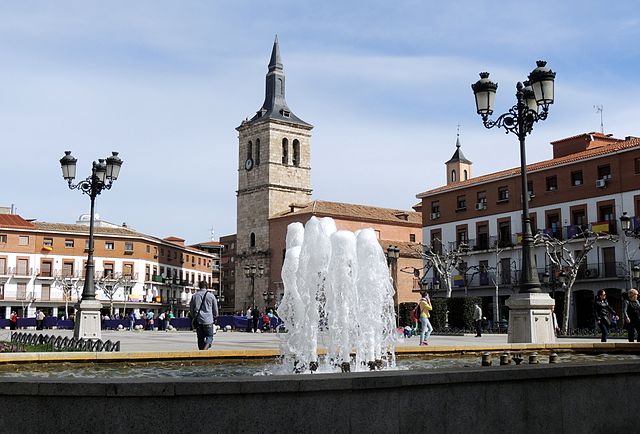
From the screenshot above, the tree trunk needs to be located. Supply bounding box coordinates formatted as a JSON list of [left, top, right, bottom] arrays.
[[562, 276, 577, 334]]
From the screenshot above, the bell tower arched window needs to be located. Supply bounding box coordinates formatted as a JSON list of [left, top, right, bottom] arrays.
[[255, 139, 261, 166], [293, 139, 300, 167], [282, 138, 289, 165], [247, 141, 253, 161], [451, 169, 457, 182], [250, 232, 256, 248], [464, 170, 468, 180]]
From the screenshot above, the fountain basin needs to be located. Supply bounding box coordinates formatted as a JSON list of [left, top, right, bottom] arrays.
[[1, 359, 639, 433]]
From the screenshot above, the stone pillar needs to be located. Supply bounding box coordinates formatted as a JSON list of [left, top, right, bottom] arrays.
[[73, 299, 102, 340], [506, 293, 556, 344]]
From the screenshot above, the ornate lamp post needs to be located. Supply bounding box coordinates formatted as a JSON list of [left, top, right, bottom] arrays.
[[244, 264, 264, 308], [59, 150, 123, 339], [632, 266, 640, 287], [619, 212, 639, 289], [472, 61, 556, 343], [262, 290, 275, 309]]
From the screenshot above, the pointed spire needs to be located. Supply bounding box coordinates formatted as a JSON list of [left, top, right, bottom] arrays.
[[446, 126, 472, 164], [269, 35, 283, 72]]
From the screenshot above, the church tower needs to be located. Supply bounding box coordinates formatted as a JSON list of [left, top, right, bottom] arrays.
[[445, 132, 472, 185], [235, 36, 313, 311]]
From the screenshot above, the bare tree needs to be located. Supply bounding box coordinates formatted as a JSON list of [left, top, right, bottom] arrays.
[[54, 275, 82, 319], [413, 238, 469, 298], [535, 229, 617, 334], [95, 273, 136, 317]]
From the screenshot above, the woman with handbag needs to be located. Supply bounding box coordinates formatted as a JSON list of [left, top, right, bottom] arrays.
[[594, 289, 619, 342]]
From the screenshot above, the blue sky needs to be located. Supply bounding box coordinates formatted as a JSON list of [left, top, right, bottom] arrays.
[[1, 1, 639, 243]]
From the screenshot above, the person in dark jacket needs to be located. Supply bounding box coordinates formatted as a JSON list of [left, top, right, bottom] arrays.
[[594, 289, 618, 342], [623, 288, 640, 342], [189, 281, 219, 350], [251, 306, 260, 333]]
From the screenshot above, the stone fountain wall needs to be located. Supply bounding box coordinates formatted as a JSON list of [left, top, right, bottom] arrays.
[[1, 361, 639, 433]]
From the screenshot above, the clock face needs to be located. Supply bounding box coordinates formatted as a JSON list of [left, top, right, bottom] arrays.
[[245, 158, 254, 171]]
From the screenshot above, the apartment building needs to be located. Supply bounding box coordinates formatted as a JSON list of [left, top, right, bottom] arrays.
[[416, 132, 640, 328], [0, 214, 216, 319]]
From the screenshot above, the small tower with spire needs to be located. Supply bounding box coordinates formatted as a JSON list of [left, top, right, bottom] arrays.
[[445, 128, 472, 185]]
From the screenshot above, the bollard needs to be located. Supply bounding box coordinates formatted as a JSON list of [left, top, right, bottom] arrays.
[[481, 352, 492, 366], [549, 353, 558, 364], [528, 352, 539, 364], [500, 353, 511, 365]]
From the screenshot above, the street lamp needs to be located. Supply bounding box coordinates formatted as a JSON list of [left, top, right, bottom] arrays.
[[262, 290, 275, 309], [632, 266, 640, 287], [386, 245, 400, 327], [59, 150, 123, 339], [244, 264, 264, 307], [472, 61, 556, 343]]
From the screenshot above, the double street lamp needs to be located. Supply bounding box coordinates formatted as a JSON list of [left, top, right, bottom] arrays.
[[244, 264, 264, 307], [59, 150, 123, 339], [472, 61, 556, 343]]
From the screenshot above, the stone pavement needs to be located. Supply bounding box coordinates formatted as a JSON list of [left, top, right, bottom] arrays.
[[0, 327, 610, 353]]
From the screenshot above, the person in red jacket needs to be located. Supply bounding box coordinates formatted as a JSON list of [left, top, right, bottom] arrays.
[[9, 311, 17, 330]]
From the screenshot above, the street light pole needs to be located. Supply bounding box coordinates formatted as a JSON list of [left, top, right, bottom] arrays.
[[244, 264, 264, 308], [60, 150, 123, 339], [386, 245, 400, 327], [472, 61, 556, 343]]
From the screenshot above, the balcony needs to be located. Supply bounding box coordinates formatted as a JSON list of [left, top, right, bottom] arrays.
[[8, 267, 35, 278], [448, 235, 518, 252]]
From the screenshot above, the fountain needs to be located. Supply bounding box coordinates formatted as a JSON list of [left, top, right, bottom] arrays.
[[277, 217, 396, 373]]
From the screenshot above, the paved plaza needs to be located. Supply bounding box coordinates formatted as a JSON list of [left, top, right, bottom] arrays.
[[0, 327, 612, 353]]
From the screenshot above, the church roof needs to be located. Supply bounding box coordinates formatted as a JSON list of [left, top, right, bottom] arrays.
[[445, 135, 472, 164], [243, 36, 312, 129], [270, 200, 421, 226]]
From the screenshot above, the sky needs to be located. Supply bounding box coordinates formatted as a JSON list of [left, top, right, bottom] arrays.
[[1, 1, 639, 244]]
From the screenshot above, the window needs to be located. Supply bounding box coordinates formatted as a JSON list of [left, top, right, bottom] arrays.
[[456, 227, 468, 247], [599, 204, 616, 235], [282, 138, 289, 164], [40, 261, 53, 278], [409, 233, 416, 242], [250, 232, 256, 248], [125, 242, 134, 253], [198, 258, 202, 265], [247, 140, 253, 161], [498, 187, 509, 202], [430, 201, 440, 218], [476, 191, 487, 209], [293, 139, 300, 167], [145, 265, 150, 281], [255, 138, 261, 166], [0, 284, 3, 300], [464, 170, 468, 181], [572, 209, 587, 228], [123, 263, 133, 277], [597, 164, 611, 180], [500, 258, 512, 284], [498, 221, 512, 247], [43, 238, 53, 247], [16, 283, 26, 300], [546, 176, 558, 191], [17, 258, 29, 275], [0, 258, 6, 274], [103, 262, 114, 277], [19, 236, 29, 246], [146, 245, 150, 253], [546, 213, 561, 239], [0, 234, 6, 244], [105, 241, 114, 250], [62, 262, 74, 277], [451, 169, 457, 182], [41, 284, 50, 301], [477, 224, 489, 250], [65, 239, 74, 248], [571, 171, 583, 186], [456, 195, 467, 211]]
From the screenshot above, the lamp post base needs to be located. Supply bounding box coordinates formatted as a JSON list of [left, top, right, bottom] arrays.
[[73, 299, 103, 340], [506, 293, 556, 344]]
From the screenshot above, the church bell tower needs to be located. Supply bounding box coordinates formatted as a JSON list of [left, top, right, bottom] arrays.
[[235, 36, 313, 311]]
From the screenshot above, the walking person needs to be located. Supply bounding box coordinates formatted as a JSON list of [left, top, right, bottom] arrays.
[[474, 303, 483, 337], [623, 288, 640, 342], [594, 289, 619, 342], [189, 281, 219, 350], [128, 310, 136, 331], [418, 292, 433, 346], [36, 309, 45, 330], [9, 311, 17, 330]]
